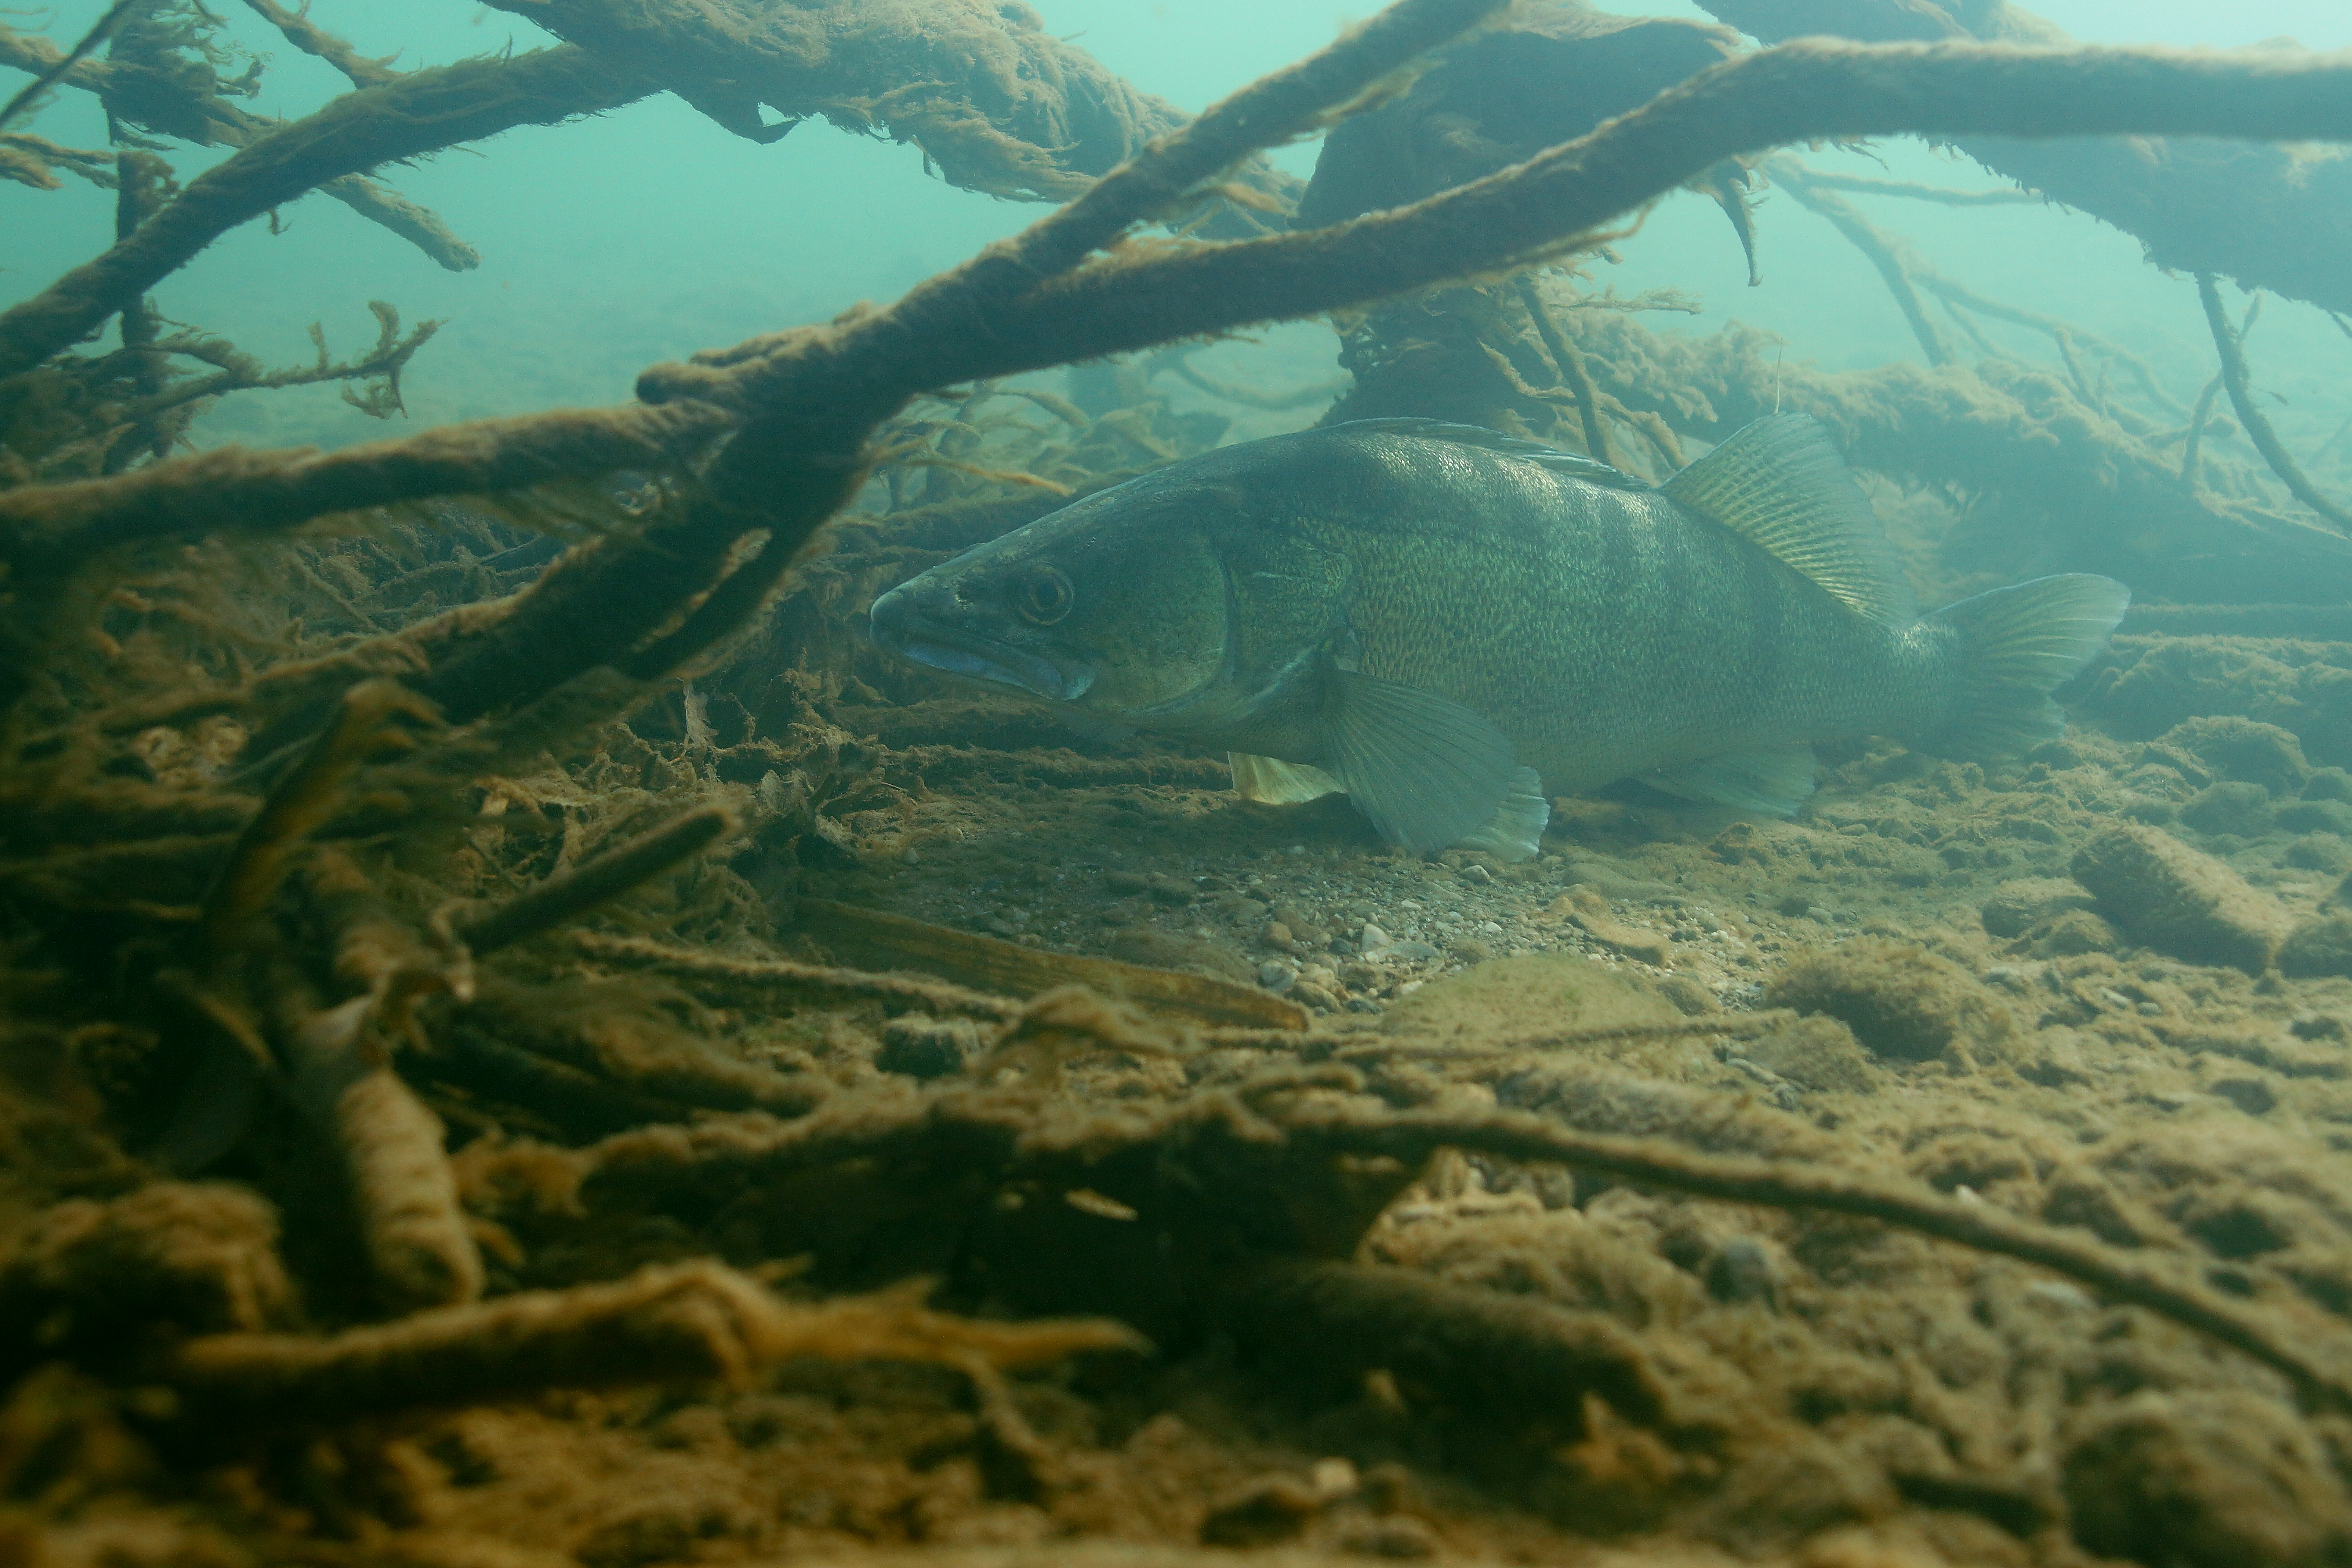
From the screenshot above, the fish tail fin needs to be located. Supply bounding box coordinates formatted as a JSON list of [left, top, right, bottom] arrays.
[[1920, 574, 2130, 759]]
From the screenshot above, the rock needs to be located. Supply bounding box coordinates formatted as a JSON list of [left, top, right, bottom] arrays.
[[1359, 921, 1392, 950], [1291, 980, 1341, 1012], [1106, 929, 1257, 984], [1445, 939, 1494, 965], [2209, 1075, 2277, 1115], [1145, 873, 1196, 905], [1703, 1236, 1782, 1306], [1257, 960, 1298, 993], [2030, 909, 2120, 958], [1461, 862, 1493, 885], [2182, 781, 2275, 838], [1709, 821, 1773, 864], [1262, 920, 1296, 949], [877, 1014, 980, 1079], [1550, 895, 1668, 964], [2072, 825, 2294, 974], [1765, 939, 2014, 1065], [1338, 961, 1381, 991], [2062, 1390, 2352, 1568], [1655, 974, 1714, 1016], [1267, 901, 1326, 945], [2279, 798, 2352, 836], [1213, 891, 1271, 922], [2281, 913, 2352, 979], [1980, 877, 2094, 938], [2156, 715, 2312, 796], [1740, 1011, 1878, 1093], [2286, 834, 2352, 872], [2307, 766, 2352, 804], [1198, 1476, 1325, 1548]]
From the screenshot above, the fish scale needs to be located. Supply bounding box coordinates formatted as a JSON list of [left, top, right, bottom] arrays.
[[869, 413, 2129, 860]]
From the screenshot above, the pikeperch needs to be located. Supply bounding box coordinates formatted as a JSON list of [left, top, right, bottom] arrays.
[[868, 414, 2129, 861]]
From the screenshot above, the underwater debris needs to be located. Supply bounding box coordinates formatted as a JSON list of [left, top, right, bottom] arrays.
[[2071, 824, 2295, 975], [10, 2, 2352, 1564]]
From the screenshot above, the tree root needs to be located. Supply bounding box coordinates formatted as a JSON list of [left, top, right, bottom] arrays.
[[572, 930, 1021, 1022], [159, 1262, 1144, 1428], [456, 806, 735, 958], [797, 897, 1309, 1031]]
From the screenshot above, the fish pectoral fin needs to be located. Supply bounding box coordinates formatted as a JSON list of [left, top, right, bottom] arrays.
[[1643, 744, 1818, 817], [1320, 670, 1518, 854], [1659, 413, 1916, 630], [1230, 753, 1345, 804], [1453, 766, 1550, 863]]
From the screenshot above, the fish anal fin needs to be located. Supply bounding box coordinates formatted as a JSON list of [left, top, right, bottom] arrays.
[[1321, 670, 1517, 855], [1660, 412, 1916, 629], [1643, 743, 1817, 817], [1230, 753, 1345, 804], [1454, 766, 1550, 862]]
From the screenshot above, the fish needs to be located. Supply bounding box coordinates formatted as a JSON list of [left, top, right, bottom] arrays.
[[867, 413, 2129, 862]]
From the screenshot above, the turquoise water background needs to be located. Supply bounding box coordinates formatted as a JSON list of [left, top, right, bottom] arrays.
[[5, 2, 2350, 458]]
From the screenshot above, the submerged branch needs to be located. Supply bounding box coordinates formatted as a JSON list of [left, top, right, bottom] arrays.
[[1771, 159, 1953, 365], [2197, 272, 2352, 535], [10, 35, 2352, 729], [0, 45, 650, 379], [0, 0, 139, 130]]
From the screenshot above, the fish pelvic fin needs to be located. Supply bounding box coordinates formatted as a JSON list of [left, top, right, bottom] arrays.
[[1643, 744, 1817, 817], [1660, 413, 1916, 630], [1919, 573, 2131, 759], [1454, 766, 1550, 862], [1230, 753, 1345, 804], [1320, 670, 1519, 855]]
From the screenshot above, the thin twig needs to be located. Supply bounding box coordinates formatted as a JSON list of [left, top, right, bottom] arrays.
[[0, 0, 140, 131], [1514, 276, 1616, 466], [0, 46, 650, 379], [1772, 161, 1952, 365], [2197, 271, 2352, 534], [1778, 165, 2038, 205], [571, 929, 1021, 1020], [236, 0, 399, 89], [457, 806, 735, 958], [2180, 372, 2224, 489], [1336, 1011, 1795, 1061]]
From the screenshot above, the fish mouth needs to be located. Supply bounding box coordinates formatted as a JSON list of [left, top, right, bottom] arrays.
[[870, 587, 1095, 702]]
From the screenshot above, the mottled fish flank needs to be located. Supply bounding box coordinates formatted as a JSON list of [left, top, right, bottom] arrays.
[[868, 414, 2130, 862]]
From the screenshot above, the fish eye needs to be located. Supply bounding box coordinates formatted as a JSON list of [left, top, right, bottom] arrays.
[[1010, 564, 1074, 626]]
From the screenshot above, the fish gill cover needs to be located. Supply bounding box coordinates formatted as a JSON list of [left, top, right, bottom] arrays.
[[4, 2, 2352, 1565]]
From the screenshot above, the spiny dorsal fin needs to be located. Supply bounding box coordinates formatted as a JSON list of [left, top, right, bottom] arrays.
[[1660, 413, 1916, 630], [1330, 418, 1652, 492]]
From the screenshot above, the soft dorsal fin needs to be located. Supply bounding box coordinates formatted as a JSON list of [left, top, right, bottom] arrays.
[[1330, 418, 1653, 492], [1660, 413, 1916, 630]]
